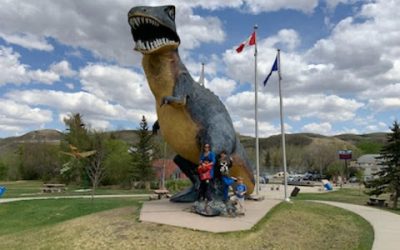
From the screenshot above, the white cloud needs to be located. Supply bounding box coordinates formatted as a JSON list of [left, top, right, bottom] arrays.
[[79, 64, 154, 109], [0, 32, 53, 51], [204, 77, 237, 98], [0, 1, 227, 65], [0, 46, 60, 85], [358, 83, 400, 100], [232, 117, 288, 137], [0, 98, 52, 132], [50, 60, 77, 77], [307, 0, 400, 86], [28, 70, 59, 84], [6, 89, 157, 131], [65, 83, 75, 90], [176, 6, 225, 51], [325, 0, 361, 11], [358, 83, 400, 111], [367, 98, 400, 111], [243, 0, 319, 14], [224, 29, 301, 85], [302, 122, 332, 135], [226, 92, 364, 124]]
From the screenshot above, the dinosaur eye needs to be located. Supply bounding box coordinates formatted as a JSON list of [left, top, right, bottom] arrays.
[[165, 6, 175, 21]]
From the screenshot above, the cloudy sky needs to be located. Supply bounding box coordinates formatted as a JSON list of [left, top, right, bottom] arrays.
[[0, 0, 399, 138]]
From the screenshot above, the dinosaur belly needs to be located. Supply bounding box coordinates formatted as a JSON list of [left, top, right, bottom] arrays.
[[157, 105, 200, 164]]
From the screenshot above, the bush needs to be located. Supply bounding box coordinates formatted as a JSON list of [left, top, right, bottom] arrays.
[[165, 179, 191, 192]]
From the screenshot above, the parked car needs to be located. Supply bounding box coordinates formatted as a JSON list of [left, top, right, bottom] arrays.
[[255, 176, 269, 184]]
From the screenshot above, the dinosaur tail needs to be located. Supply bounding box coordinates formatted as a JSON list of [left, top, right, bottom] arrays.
[[229, 140, 255, 194]]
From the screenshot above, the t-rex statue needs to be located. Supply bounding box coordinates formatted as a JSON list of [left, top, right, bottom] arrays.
[[127, 5, 255, 203]]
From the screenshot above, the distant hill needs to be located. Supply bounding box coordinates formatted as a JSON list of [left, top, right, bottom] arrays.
[[0, 129, 63, 156], [0, 129, 388, 161]]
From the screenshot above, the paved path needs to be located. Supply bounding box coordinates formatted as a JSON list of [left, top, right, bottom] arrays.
[[140, 197, 281, 233], [3, 185, 399, 249], [140, 184, 322, 232], [313, 201, 400, 250], [0, 194, 149, 204]]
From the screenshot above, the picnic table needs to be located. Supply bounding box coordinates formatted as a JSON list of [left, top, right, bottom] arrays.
[[42, 184, 66, 193], [367, 197, 387, 207], [153, 189, 170, 199]]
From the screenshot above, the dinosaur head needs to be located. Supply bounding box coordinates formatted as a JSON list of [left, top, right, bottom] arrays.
[[128, 5, 180, 54]]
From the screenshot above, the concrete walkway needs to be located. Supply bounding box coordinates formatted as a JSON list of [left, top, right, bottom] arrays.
[[0, 194, 149, 204], [140, 184, 400, 250], [140, 184, 322, 232], [313, 201, 400, 250], [2, 185, 399, 249], [140, 196, 281, 233]]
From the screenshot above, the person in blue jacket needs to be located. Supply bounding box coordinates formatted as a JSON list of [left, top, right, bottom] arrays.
[[218, 150, 236, 202], [199, 143, 216, 178], [233, 177, 247, 215], [198, 143, 216, 201]]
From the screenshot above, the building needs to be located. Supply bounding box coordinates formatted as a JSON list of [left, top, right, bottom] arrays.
[[152, 159, 187, 180], [355, 154, 384, 179]]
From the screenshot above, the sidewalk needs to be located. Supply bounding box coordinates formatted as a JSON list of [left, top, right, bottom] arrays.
[[0, 194, 150, 204], [312, 201, 400, 250], [140, 184, 321, 232]]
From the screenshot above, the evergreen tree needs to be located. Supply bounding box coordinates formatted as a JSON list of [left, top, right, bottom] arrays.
[[130, 116, 155, 189], [366, 121, 400, 208], [263, 150, 272, 174], [61, 113, 90, 185]]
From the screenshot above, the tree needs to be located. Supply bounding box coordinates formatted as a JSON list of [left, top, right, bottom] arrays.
[[61, 113, 91, 185], [86, 131, 107, 199], [366, 121, 400, 209], [102, 139, 131, 186], [0, 160, 7, 180], [130, 116, 155, 190], [263, 150, 272, 174]]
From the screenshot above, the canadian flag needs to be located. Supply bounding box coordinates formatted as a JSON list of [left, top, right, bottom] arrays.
[[236, 32, 256, 53]]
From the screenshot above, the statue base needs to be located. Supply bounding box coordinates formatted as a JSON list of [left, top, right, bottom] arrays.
[[192, 200, 237, 217]]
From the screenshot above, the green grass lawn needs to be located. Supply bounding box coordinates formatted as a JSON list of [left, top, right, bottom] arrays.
[[0, 180, 150, 198], [293, 187, 400, 215], [0, 197, 143, 235], [0, 200, 373, 250], [0, 181, 388, 249]]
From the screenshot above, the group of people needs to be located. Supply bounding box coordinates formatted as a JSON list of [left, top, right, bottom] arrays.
[[197, 143, 247, 214]]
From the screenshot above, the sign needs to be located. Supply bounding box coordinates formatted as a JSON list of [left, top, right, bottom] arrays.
[[338, 150, 352, 160]]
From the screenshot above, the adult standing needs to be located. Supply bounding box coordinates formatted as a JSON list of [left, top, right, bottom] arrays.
[[197, 143, 216, 201]]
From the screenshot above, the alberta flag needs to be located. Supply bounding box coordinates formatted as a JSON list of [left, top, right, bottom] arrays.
[[236, 32, 256, 53], [263, 55, 279, 86]]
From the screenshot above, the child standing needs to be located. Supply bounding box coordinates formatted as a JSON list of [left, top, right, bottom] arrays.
[[233, 177, 247, 215]]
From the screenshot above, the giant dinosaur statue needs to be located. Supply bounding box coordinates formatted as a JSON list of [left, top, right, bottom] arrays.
[[127, 5, 255, 204]]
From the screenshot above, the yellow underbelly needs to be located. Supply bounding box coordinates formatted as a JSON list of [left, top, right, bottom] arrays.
[[157, 104, 200, 164]]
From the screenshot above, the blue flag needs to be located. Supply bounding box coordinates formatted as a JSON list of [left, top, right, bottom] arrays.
[[263, 56, 278, 86]]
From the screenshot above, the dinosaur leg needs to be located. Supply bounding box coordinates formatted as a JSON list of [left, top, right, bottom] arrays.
[[170, 155, 200, 202]]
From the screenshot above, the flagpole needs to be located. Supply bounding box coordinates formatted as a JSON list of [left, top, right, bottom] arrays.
[[254, 24, 260, 196], [277, 49, 289, 202]]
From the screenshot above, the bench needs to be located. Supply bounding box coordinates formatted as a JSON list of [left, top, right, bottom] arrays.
[[367, 197, 387, 207], [42, 184, 66, 193], [153, 189, 170, 199]]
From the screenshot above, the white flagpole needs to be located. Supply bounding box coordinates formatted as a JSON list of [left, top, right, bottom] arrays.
[[199, 62, 205, 86], [254, 25, 260, 196], [277, 49, 289, 202]]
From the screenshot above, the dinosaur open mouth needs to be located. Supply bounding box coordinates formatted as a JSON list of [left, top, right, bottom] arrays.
[[129, 15, 180, 53]]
